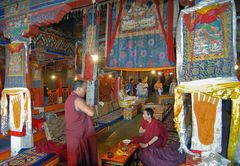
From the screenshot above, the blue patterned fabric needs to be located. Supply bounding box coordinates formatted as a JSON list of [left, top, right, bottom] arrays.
[[106, 0, 175, 69], [108, 34, 175, 68]]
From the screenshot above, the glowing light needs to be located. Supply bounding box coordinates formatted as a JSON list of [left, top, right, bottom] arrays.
[[234, 64, 239, 70], [151, 70, 156, 74], [109, 74, 112, 78], [91, 54, 99, 62], [169, 72, 173, 75], [74, 76, 77, 81], [158, 72, 162, 75], [51, 75, 56, 79]]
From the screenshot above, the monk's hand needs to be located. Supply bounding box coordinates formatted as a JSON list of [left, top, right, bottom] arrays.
[[139, 143, 148, 148]]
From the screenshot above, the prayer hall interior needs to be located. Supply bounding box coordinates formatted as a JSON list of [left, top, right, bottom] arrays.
[[0, 0, 240, 165]]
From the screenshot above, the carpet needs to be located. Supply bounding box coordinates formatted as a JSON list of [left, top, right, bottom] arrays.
[[162, 108, 180, 145], [96, 108, 123, 125], [0, 147, 57, 166], [0, 136, 10, 154]]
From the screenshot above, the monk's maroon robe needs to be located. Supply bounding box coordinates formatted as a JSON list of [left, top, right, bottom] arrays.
[[133, 119, 168, 148], [65, 93, 98, 166], [133, 119, 185, 166]]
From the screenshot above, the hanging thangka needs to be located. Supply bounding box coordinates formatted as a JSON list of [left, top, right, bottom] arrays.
[[5, 42, 27, 88], [6, 43, 25, 77], [82, 7, 99, 81], [105, 0, 177, 70], [176, 0, 238, 85]]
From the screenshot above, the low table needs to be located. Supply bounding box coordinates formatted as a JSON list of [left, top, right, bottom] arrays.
[[101, 142, 139, 166]]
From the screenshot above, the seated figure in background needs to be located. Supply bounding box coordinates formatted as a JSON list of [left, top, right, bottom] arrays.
[[154, 79, 163, 96], [118, 83, 137, 108], [169, 78, 177, 96]]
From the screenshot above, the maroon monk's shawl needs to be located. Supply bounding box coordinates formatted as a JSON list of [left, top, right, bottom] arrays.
[[64, 93, 98, 166]]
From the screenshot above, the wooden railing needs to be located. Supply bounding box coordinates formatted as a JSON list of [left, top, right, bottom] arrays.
[[48, 90, 58, 105]]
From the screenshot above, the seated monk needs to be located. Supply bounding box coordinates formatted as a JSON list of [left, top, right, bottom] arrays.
[[132, 108, 185, 166]]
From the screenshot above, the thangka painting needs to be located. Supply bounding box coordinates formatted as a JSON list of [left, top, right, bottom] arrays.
[[106, 0, 177, 70], [6, 43, 25, 77], [177, 0, 238, 84]]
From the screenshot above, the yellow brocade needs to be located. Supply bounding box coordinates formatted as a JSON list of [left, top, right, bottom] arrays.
[[193, 93, 218, 145], [11, 95, 22, 129], [174, 82, 240, 164], [196, 4, 221, 14]]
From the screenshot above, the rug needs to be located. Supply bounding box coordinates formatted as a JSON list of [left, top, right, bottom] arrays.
[[0, 136, 10, 154], [96, 108, 123, 125], [162, 108, 179, 145], [0, 147, 57, 166]]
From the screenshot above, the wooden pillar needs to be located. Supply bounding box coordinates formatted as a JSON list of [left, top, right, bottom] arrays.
[[57, 77, 63, 103], [66, 65, 75, 93]]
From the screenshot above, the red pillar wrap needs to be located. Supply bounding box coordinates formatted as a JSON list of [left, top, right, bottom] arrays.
[[32, 88, 44, 107]]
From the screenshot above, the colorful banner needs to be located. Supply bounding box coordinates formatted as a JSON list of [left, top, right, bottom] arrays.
[[105, 0, 176, 70], [177, 1, 238, 85], [82, 8, 99, 81]]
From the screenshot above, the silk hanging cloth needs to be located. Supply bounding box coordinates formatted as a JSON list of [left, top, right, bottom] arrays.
[[1, 88, 32, 136], [174, 82, 240, 164], [176, 1, 238, 85], [5, 42, 27, 88], [82, 8, 99, 81], [105, 0, 177, 70], [191, 93, 222, 152]]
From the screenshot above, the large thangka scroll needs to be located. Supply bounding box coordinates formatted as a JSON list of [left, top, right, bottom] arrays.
[[106, 0, 176, 70], [176, 0, 238, 85], [5, 42, 27, 88]]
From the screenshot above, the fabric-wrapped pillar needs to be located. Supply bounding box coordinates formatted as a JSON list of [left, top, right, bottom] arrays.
[[31, 64, 44, 107], [1, 42, 33, 156]]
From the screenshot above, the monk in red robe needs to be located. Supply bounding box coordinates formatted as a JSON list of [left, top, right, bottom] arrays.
[[132, 108, 185, 166], [64, 80, 98, 166]]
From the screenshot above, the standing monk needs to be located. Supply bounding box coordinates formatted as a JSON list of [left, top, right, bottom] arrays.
[[64, 80, 98, 166]]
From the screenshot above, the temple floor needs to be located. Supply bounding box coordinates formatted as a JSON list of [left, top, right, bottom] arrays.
[[59, 94, 179, 165], [96, 113, 142, 159]]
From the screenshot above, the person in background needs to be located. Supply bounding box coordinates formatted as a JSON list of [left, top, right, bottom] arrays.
[[136, 79, 145, 98], [169, 78, 177, 96], [143, 77, 148, 98], [43, 82, 48, 106], [64, 80, 98, 166], [154, 79, 163, 96], [126, 78, 135, 96]]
